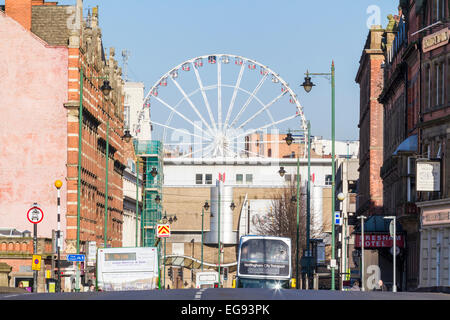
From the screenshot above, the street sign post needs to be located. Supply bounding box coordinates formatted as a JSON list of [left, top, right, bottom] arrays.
[[27, 206, 44, 224], [384, 216, 397, 292], [28, 203, 43, 293]]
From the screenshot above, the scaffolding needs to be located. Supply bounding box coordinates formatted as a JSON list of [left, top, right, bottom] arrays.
[[134, 140, 163, 247]]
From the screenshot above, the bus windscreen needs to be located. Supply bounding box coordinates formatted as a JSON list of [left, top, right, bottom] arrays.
[[239, 239, 289, 277]]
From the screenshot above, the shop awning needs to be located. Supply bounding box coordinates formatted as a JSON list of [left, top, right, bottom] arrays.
[[353, 215, 403, 234], [393, 134, 417, 156]]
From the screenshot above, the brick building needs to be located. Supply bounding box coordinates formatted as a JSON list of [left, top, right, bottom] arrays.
[[355, 24, 387, 289], [355, 25, 385, 218], [355, 0, 449, 292], [0, 0, 126, 291], [415, 0, 449, 289], [378, 3, 423, 291]]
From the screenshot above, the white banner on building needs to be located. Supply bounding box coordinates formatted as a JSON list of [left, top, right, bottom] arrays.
[[416, 160, 440, 191]]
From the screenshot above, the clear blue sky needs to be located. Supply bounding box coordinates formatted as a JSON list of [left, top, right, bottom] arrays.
[[4, 0, 400, 141]]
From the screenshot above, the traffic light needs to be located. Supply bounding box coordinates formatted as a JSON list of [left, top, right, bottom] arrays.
[[223, 267, 228, 280], [168, 267, 173, 280]]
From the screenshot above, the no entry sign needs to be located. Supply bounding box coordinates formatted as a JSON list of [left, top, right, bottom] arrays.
[[27, 206, 44, 224]]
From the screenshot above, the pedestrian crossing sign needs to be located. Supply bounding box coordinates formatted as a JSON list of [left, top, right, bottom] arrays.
[[157, 224, 170, 238]]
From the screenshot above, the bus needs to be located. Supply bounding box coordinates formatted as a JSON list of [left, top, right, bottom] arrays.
[[195, 271, 219, 288], [97, 247, 159, 291], [236, 235, 292, 289]]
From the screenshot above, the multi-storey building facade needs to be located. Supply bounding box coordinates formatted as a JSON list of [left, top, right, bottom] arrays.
[[0, 0, 126, 291], [378, 3, 423, 291], [379, 3, 423, 291], [335, 158, 359, 289], [355, 25, 385, 218], [122, 141, 143, 247], [355, 24, 388, 289], [415, 0, 450, 290]]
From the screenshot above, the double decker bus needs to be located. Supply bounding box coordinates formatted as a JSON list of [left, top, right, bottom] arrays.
[[236, 235, 292, 289]]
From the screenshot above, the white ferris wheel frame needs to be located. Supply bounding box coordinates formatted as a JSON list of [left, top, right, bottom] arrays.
[[135, 53, 309, 159]]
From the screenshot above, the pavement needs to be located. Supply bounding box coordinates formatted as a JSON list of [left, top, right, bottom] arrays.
[[0, 286, 28, 294]]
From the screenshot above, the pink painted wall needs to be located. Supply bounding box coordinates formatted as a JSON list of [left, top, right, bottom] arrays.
[[0, 11, 68, 239]]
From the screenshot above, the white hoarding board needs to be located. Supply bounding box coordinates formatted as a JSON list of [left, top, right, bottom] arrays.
[[97, 247, 159, 291], [87, 241, 97, 266]]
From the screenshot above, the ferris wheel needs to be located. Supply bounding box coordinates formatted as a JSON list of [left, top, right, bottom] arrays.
[[135, 54, 308, 159]]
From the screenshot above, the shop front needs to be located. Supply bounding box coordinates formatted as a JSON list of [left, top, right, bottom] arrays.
[[417, 199, 450, 289], [353, 215, 405, 290]]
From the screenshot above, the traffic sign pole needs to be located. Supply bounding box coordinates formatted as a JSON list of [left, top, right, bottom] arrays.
[[393, 218, 397, 293], [384, 216, 397, 292], [28, 203, 43, 293], [33, 222, 38, 293]]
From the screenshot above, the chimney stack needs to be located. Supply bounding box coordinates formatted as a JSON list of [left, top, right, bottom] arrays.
[[5, 0, 33, 31]]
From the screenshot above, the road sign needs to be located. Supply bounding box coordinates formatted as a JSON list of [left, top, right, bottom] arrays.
[[335, 212, 341, 225], [390, 246, 400, 256], [157, 224, 170, 238], [67, 254, 85, 262], [389, 220, 395, 237], [32, 255, 41, 271], [27, 206, 44, 224]]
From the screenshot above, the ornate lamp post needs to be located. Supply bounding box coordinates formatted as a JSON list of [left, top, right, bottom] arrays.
[[279, 123, 311, 289], [101, 80, 112, 249], [301, 62, 336, 290], [202, 201, 209, 271]]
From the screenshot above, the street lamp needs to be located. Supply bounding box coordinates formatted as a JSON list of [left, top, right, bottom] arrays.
[[122, 130, 132, 143], [280, 123, 312, 289], [150, 167, 158, 178], [291, 195, 297, 204], [230, 202, 236, 211], [54, 180, 63, 292], [155, 194, 161, 205], [100, 80, 112, 96], [300, 71, 316, 93], [302, 62, 336, 290], [103, 79, 112, 250], [168, 215, 177, 224], [201, 201, 209, 271], [278, 166, 286, 177], [284, 132, 294, 146]]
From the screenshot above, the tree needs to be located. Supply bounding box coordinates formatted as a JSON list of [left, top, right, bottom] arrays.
[[255, 181, 309, 270]]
